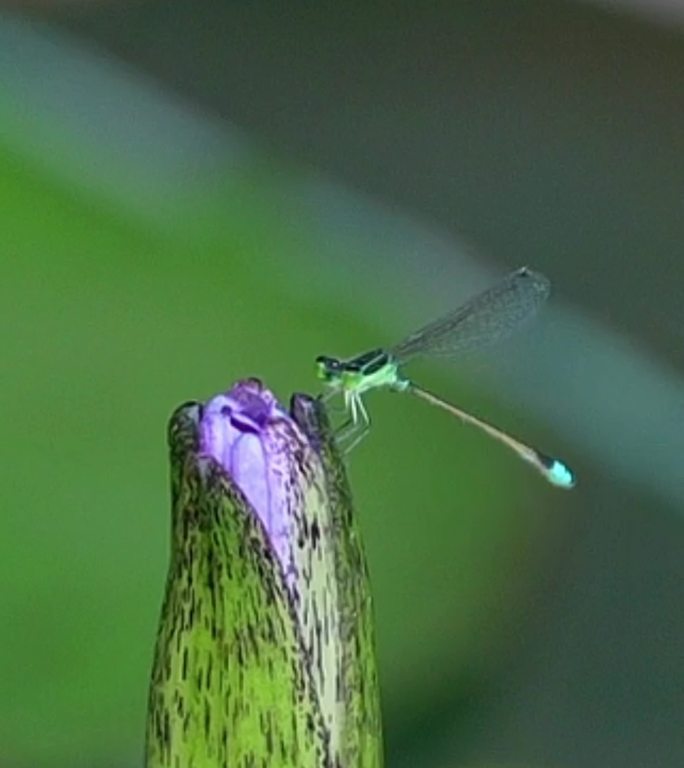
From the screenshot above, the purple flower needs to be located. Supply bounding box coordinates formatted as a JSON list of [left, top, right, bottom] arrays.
[[199, 378, 311, 591], [146, 378, 382, 768]]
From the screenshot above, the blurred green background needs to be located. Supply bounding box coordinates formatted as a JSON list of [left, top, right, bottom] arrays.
[[1, 2, 682, 767]]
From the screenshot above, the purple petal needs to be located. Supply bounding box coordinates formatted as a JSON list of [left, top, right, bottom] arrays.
[[198, 378, 316, 587]]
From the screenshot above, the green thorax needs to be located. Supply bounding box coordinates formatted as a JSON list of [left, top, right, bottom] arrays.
[[315, 348, 408, 395]]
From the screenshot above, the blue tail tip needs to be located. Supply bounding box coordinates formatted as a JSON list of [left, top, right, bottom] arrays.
[[547, 459, 576, 489]]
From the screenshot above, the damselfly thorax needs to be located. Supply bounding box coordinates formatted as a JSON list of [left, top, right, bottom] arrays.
[[316, 348, 410, 447]]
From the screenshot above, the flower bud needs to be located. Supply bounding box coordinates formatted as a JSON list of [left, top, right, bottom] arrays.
[[146, 379, 382, 768]]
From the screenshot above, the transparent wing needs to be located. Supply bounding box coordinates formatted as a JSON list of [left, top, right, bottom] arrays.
[[390, 267, 550, 363]]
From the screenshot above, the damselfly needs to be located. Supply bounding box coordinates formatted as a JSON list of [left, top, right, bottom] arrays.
[[316, 267, 575, 488]]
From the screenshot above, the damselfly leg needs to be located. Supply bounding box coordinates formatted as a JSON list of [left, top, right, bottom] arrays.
[[334, 392, 371, 453]]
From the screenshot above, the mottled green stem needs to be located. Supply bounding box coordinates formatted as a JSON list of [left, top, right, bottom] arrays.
[[145, 388, 382, 768]]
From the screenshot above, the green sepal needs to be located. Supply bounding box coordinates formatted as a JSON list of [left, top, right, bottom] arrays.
[[291, 396, 383, 768]]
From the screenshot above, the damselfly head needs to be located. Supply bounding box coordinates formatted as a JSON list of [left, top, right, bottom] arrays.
[[315, 355, 344, 383]]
